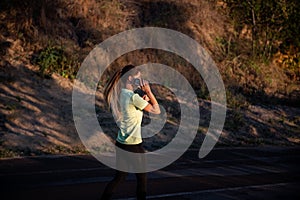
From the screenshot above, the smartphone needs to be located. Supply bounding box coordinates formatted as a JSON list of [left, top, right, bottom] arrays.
[[133, 78, 141, 86], [133, 78, 149, 86]]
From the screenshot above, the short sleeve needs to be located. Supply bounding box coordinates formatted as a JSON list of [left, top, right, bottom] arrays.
[[132, 93, 148, 110]]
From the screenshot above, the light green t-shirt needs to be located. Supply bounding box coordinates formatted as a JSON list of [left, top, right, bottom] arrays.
[[117, 88, 149, 145]]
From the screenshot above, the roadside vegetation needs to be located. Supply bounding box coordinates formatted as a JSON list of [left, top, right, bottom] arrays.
[[0, 0, 299, 157]]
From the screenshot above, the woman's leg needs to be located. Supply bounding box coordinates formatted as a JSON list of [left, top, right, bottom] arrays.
[[100, 170, 127, 200], [104, 142, 147, 199], [130, 144, 147, 200], [136, 173, 147, 200]]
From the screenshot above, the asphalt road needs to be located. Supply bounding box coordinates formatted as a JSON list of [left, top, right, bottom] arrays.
[[1, 146, 300, 200]]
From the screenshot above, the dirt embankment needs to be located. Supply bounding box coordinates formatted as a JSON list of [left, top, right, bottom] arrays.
[[0, 0, 299, 157]]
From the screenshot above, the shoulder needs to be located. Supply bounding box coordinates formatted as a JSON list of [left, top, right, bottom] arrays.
[[132, 93, 148, 110], [120, 88, 134, 98]]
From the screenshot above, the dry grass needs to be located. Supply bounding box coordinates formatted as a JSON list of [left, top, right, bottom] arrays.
[[0, 0, 299, 157], [1, 0, 298, 100]]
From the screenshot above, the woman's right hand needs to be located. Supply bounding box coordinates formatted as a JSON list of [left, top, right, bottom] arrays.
[[140, 79, 152, 95], [140, 79, 161, 114]]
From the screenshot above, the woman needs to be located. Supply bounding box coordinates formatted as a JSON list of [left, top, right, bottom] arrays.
[[101, 64, 161, 200]]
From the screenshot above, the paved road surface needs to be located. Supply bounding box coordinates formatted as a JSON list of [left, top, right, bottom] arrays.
[[0, 146, 299, 200]]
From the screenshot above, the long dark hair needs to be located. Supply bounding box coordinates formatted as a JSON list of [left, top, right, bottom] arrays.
[[104, 64, 139, 120]]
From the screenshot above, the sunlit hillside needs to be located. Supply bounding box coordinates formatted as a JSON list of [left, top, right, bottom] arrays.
[[0, 0, 299, 157]]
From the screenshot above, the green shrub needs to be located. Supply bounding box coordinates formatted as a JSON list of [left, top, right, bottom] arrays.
[[225, 0, 300, 59], [34, 44, 80, 79]]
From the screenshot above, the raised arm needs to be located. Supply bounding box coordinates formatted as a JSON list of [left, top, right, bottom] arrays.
[[141, 81, 161, 114]]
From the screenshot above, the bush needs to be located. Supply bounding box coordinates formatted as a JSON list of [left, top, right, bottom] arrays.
[[34, 44, 80, 79], [224, 0, 300, 59]]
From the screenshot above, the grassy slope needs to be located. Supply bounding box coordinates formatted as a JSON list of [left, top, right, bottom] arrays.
[[0, 0, 299, 157]]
